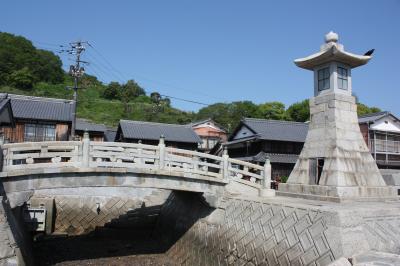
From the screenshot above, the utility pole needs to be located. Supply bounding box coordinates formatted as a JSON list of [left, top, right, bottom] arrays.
[[68, 41, 87, 139]]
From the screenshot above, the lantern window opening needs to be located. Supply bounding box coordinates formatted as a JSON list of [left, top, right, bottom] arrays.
[[337, 66, 348, 90], [318, 67, 330, 91]]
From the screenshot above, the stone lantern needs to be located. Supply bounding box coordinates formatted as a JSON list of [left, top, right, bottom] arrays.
[[278, 31, 396, 201]]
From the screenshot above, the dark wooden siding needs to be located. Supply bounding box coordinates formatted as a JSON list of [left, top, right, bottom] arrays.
[[1, 121, 71, 143], [56, 123, 70, 141], [359, 123, 369, 147], [2, 122, 24, 143]]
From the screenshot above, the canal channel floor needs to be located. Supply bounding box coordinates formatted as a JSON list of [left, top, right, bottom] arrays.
[[32, 227, 175, 266]]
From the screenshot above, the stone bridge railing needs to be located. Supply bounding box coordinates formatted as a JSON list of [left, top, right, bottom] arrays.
[[0, 134, 274, 195]]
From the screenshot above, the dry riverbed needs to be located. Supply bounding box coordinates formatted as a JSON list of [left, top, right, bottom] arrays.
[[33, 228, 174, 266]]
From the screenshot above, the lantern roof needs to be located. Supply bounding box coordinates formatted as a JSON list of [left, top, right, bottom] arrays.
[[294, 31, 371, 70]]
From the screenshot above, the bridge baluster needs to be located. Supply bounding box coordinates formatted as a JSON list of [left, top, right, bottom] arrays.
[[222, 147, 229, 181], [82, 131, 90, 167], [259, 157, 276, 197], [158, 135, 165, 169], [137, 144, 144, 165], [192, 155, 199, 175]]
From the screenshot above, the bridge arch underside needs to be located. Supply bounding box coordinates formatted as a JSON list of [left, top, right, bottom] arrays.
[[1, 169, 227, 209], [4, 187, 215, 265]]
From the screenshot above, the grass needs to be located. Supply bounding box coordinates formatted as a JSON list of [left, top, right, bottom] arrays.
[[0, 81, 194, 127]]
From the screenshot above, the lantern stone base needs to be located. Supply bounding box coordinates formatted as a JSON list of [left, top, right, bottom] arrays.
[[278, 183, 398, 202]]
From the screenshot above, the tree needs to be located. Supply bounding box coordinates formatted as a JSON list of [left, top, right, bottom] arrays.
[[0, 32, 65, 86], [103, 82, 122, 100], [357, 103, 381, 116], [196, 101, 258, 132], [80, 74, 102, 88], [286, 99, 310, 122], [34, 49, 64, 84], [150, 92, 161, 103], [9, 67, 35, 90], [256, 101, 287, 120], [122, 80, 146, 100]]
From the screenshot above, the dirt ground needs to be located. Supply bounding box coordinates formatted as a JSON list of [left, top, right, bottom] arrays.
[[33, 228, 175, 266]]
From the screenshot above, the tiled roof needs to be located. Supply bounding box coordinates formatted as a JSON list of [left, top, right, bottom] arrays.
[[235, 152, 299, 164], [0, 96, 15, 127], [254, 152, 299, 164], [188, 118, 227, 133], [0, 98, 10, 112], [5, 94, 73, 122], [76, 119, 107, 133], [104, 129, 117, 142], [358, 111, 392, 124], [119, 120, 202, 144], [241, 118, 309, 143]]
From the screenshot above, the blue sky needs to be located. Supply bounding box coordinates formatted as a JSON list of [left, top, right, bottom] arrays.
[[1, 1, 399, 113]]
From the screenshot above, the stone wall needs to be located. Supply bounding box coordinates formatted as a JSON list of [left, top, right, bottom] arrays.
[[163, 196, 337, 265], [0, 197, 18, 265], [30, 187, 171, 235], [154, 191, 214, 250], [162, 195, 400, 265], [0, 197, 33, 266]]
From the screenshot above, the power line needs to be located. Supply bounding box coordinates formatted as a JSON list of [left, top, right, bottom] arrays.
[[84, 65, 107, 84], [158, 94, 208, 106], [33, 39, 213, 107], [87, 42, 127, 81], [86, 42, 227, 102], [85, 52, 125, 83]]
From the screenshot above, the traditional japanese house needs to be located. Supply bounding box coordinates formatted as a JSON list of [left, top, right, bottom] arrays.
[[104, 129, 117, 142], [225, 118, 309, 180], [116, 120, 201, 150], [75, 119, 107, 142], [358, 111, 400, 169], [189, 118, 227, 152], [0, 94, 73, 143], [0, 95, 15, 128]]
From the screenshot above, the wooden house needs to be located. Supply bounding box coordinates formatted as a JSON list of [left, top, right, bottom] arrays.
[[0, 94, 114, 143], [116, 120, 201, 150], [0, 94, 73, 143], [225, 118, 308, 180], [75, 119, 107, 142], [358, 111, 400, 169], [0, 96, 15, 128], [189, 118, 227, 152]]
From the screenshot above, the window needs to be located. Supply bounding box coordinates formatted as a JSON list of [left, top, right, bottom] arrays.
[[24, 124, 56, 142], [337, 67, 348, 90], [318, 67, 330, 91]]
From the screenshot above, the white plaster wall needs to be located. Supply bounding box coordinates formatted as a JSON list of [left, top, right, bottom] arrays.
[[232, 126, 254, 140], [371, 118, 400, 133]]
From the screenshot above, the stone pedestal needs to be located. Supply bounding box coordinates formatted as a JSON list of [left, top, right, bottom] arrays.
[[279, 93, 397, 201]]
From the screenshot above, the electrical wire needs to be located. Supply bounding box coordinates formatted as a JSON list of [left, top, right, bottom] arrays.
[[87, 42, 226, 102], [31, 39, 213, 106]]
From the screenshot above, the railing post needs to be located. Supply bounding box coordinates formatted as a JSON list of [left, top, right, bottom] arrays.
[[259, 157, 275, 197], [137, 140, 144, 165], [82, 130, 90, 167], [158, 135, 165, 170], [0, 136, 4, 172], [222, 146, 229, 181]]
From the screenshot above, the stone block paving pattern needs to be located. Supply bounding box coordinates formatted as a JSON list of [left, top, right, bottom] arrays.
[[167, 198, 336, 266], [53, 193, 163, 235]]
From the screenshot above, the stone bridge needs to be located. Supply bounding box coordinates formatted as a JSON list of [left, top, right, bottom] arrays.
[[0, 134, 273, 208], [1, 136, 400, 265]]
